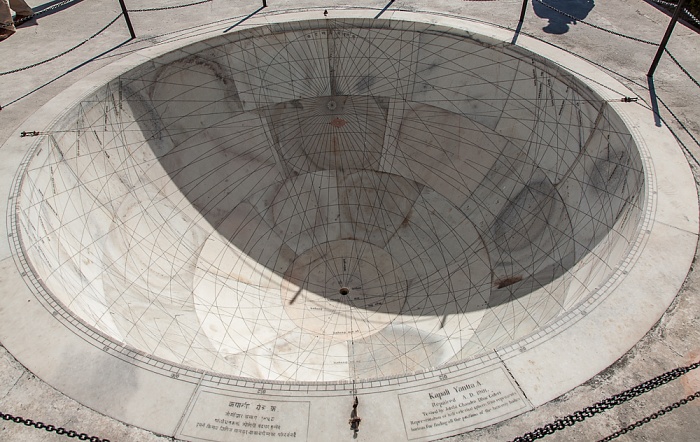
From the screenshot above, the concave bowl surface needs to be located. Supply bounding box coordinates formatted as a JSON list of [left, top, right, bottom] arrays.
[[16, 18, 646, 384]]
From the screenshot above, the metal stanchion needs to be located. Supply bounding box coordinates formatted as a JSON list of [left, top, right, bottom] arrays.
[[518, 0, 529, 23], [648, 0, 688, 77], [117, 0, 136, 39]]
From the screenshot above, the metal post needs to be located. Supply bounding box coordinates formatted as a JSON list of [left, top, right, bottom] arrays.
[[117, 0, 136, 39], [648, 0, 687, 77], [518, 0, 529, 23], [263, 0, 267, 7]]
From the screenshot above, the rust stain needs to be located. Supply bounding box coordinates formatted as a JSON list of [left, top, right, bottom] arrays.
[[330, 117, 347, 128], [400, 209, 413, 228], [494, 275, 523, 289], [681, 349, 700, 403]]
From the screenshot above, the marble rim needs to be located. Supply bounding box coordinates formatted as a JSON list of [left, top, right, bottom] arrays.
[[1, 15, 682, 382]]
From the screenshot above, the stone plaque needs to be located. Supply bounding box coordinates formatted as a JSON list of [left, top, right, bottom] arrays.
[[180, 389, 310, 441], [398, 367, 529, 440]]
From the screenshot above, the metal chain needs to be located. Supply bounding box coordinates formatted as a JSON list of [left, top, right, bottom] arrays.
[[533, 0, 658, 45], [665, 49, 700, 89], [598, 391, 700, 441], [512, 360, 700, 442], [129, 0, 212, 12], [657, 84, 700, 148], [12, 0, 80, 25], [0, 14, 123, 76], [648, 0, 700, 26], [649, 0, 679, 6], [684, 9, 700, 26], [0, 411, 110, 441]]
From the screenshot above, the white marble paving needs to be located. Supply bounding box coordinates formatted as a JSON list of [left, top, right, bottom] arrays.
[[0, 13, 697, 441]]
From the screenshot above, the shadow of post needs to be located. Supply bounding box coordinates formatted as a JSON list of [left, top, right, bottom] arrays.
[[224, 6, 265, 33], [375, 0, 395, 19], [511, 19, 524, 44], [647, 76, 663, 127]]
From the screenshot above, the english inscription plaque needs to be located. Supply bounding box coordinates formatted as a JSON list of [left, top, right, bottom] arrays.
[[398, 367, 529, 440]]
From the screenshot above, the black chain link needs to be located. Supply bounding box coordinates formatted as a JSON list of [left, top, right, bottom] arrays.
[[12, 0, 80, 25], [0, 14, 123, 76], [512, 360, 700, 442], [0, 412, 109, 441], [129, 0, 212, 12], [533, 0, 658, 45], [598, 391, 700, 441], [648, 0, 700, 27], [664, 49, 700, 90]]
